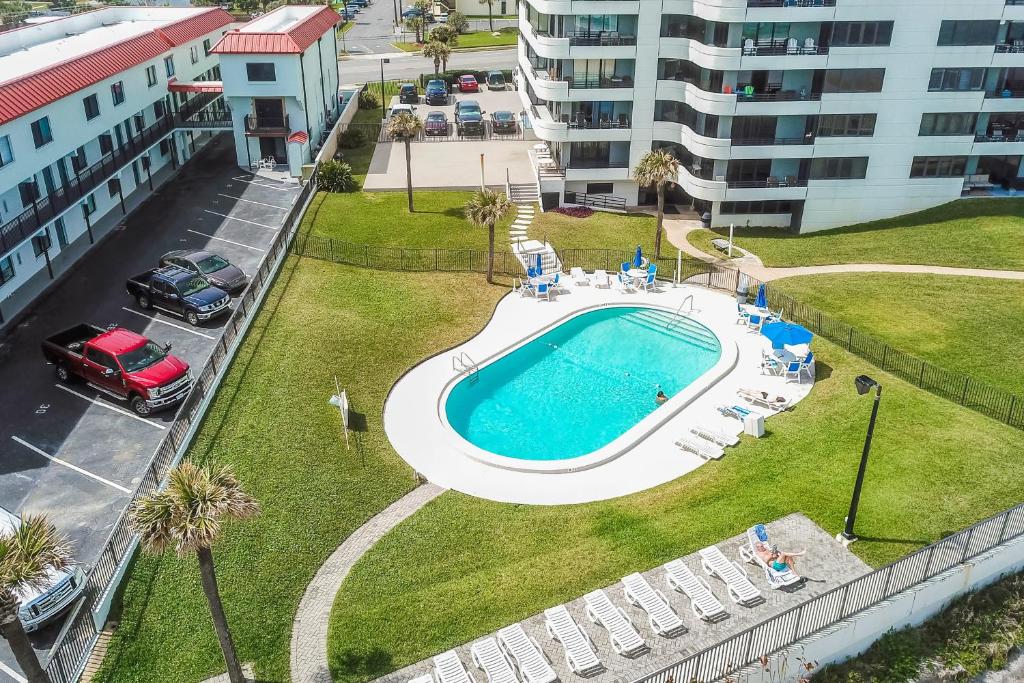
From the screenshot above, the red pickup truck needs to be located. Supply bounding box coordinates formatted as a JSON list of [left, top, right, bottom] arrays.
[[42, 324, 192, 416]]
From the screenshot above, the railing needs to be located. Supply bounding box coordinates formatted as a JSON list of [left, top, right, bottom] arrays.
[[174, 109, 233, 129], [994, 43, 1024, 53], [747, 0, 836, 6], [244, 113, 289, 134], [985, 89, 1024, 98], [565, 117, 631, 130], [630, 501, 1024, 683], [563, 191, 626, 212], [742, 43, 829, 56], [727, 178, 809, 188], [375, 120, 526, 142], [736, 90, 823, 102], [567, 76, 635, 89], [565, 159, 630, 169], [43, 170, 320, 683], [566, 31, 637, 46], [731, 136, 813, 146], [975, 132, 1024, 142]]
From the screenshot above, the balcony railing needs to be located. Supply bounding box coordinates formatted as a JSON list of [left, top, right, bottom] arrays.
[[975, 132, 1024, 142], [244, 113, 289, 135], [566, 159, 629, 169], [986, 89, 1024, 98], [732, 135, 814, 146], [564, 115, 631, 129], [564, 191, 626, 211], [566, 31, 637, 47], [742, 42, 829, 56], [567, 75, 634, 89], [727, 177, 809, 188], [735, 89, 823, 101], [747, 0, 836, 6]]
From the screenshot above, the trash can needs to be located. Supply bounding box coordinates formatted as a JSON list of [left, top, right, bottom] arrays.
[[736, 278, 749, 305], [743, 412, 765, 438], [700, 211, 712, 229]]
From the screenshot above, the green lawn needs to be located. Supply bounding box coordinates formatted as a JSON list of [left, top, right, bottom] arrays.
[[685, 199, 1024, 270], [686, 228, 743, 260], [394, 27, 519, 51], [772, 274, 1024, 396], [92, 259, 507, 683], [530, 209, 657, 253], [328, 333, 1024, 683]]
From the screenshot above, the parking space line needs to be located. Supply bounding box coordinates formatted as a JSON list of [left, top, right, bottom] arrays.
[[217, 193, 290, 210], [0, 661, 26, 683], [186, 229, 266, 252], [229, 176, 296, 192], [11, 437, 131, 494], [54, 385, 165, 430], [203, 210, 279, 230], [120, 307, 217, 339]]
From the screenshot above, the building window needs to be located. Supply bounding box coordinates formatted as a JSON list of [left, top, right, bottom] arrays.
[[720, 201, 793, 215], [823, 69, 885, 93], [134, 114, 145, 134], [164, 56, 175, 78], [55, 217, 68, 248], [203, 38, 212, 56], [830, 21, 893, 47], [937, 20, 1000, 46], [0, 257, 14, 286], [0, 135, 12, 168], [919, 113, 978, 136], [154, 101, 165, 119], [159, 140, 170, 156], [32, 228, 51, 257], [71, 146, 87, 174], [99, 133, 114, 156], [108, 179, 120, 198], [190, 45, 199, 64], [928, 68, 985, 92], [808, 157, 869, 180], [910, 156, 968, 178], [111, 81, 125, 106], [146, 65, 158, 87], [816, 114, 877, 137], [82, 194, 96, 216], [585, 182, 614, 194], [141, 155, 151, 171], [31, 116, 52, 148], [19, 179, 39, 206], [246, 63, 277, 82], [83, 94, 100, 121]]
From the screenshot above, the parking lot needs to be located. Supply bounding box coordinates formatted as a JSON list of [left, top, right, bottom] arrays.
[[0, 133, 300, 678]]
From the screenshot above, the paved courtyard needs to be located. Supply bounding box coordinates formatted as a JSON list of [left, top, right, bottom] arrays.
[[373, 515, 871, 683]]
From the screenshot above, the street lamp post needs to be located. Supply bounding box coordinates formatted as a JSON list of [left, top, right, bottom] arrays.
[[840, 375, 882, 544], [380, 57, 390, 121]]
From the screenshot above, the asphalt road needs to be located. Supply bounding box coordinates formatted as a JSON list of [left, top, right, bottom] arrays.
[[340, 47, 517, 84], [0, 133, 300, 680]]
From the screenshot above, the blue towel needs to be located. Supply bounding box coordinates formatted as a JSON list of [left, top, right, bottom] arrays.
[[755, 524, 768, 542]]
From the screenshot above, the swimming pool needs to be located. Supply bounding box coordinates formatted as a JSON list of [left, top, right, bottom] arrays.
[[444, 306, 722, 462]]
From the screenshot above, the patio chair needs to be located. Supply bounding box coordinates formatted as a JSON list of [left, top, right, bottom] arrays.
[[543, 605, 603, 676], [786, 37, 799, 55], [698, 545, 763, 607], [675, 435, 724, 461], [664, 559, 727, 622], [717, 404, 753, 421], [527, 266, 538, 279], [434, 650, 477, 683], [803, 37, 816, 54], [582, 589, 647, 658], [738, 388, 791, 412], [470, 638, 518, 683], [620, 261, 631, 274], [516, 278, 536, 298], [535, 282, 552, 302], [570, 267, 588, 286], [591, 270, 611, 288], [743, 38, 756, 56], [783, 352, 813, 383], [738, 524, 805, 590], [736, 303, 751, 325], [746, 311, 766, 332], [761, 351, 783, 375], [617, 113, 629, 128], [496, 624, 557, 683], [550, 272, 569, 294], [612, 273, 634, 293], [639, 271, 657, 293], [621, 573, 686, 637]]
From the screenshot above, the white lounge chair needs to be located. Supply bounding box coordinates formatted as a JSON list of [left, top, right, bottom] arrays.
[[496, 624, 557, 683], [738, 389, 790, 413], [738, 525, 805, 589], [582, 589, 646, 657], [434, 651, 477, 683], [663, 559, 726, 622], [591, 270, 610, 288], [570, 267, 588, 286], [698, 546, 763, 607], [621, 573, 686, 637], [689, 425, 739, 447], [675, 435, 724, 461], [471, 638, 519, 683], [543, 605, 603, 676]]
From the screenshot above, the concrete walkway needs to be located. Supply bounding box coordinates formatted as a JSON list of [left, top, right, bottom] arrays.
[[290, 483, 446, 683]]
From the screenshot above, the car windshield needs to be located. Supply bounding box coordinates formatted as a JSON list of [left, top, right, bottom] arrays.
[[118, 342, 167, 373], [196, 255, 230, 274], [495, 112, 513, 120], [460, 105, 481, 114], [427, 113, 444, 121], [178, 276, 210, 297], [427, 80, 444, 89], [401, 85, 415, 92]]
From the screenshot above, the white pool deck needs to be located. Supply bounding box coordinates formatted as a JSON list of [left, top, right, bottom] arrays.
[[383, 280, 814, 505]]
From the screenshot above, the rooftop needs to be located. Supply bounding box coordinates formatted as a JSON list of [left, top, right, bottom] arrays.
[[210, 5, 340, 54]]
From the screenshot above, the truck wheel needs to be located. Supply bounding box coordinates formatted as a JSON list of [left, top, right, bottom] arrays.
[[137, 293, 151, 310], [55, 364, 71, 383], [130, 395, 151, 416], [185, 309, 200, 326]]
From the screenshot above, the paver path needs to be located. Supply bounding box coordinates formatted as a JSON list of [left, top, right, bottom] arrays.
[[290, 483, 446, 683]]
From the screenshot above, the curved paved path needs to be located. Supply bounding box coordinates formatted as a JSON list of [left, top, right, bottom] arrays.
[[290, 483, 446, 683]]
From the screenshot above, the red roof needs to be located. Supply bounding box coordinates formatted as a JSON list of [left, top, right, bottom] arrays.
[[0, 8, 235, 126], [287, 130, 309, 144], [167, 78, 224, 94], [211, 6, 341, 55]]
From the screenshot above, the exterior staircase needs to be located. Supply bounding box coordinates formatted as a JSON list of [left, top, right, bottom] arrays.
[[507, 183, 561, 274]]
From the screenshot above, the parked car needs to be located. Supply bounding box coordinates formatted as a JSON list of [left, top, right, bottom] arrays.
[[424, 111, 449, 136], [455, 74, 479, 92], [159, 249, 248, 294], [348, 0, 368, 6], [486, 71, 506, 90], [343, 4, 360, 13], [0, 507, 86, 632], [126, 265, 231, 327], [424, 79, 448, 105], [400, 6, 421, 17], [388, 102, 416, 118], [454, 99, 485, 135], [42, 324, 193, 416], [398, 83, 419, 104], [491, 110, 517, 133]]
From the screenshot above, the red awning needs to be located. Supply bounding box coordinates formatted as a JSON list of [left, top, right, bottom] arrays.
[[287, 131, 309, 145], [167, 78, 224, 94]]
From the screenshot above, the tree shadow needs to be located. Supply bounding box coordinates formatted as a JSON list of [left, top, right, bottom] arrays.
[[813, 360, 834, 381], [333, 647, 395, 679]]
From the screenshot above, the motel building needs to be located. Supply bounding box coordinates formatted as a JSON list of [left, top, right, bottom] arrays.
[[0, 5, 341, 329]]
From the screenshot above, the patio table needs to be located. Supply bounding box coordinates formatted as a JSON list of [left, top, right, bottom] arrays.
[[626, 268, 649, 287]]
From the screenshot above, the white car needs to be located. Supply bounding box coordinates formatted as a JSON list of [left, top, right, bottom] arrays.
[[388, 103, 416, 118], [0, 508, 86, 632]]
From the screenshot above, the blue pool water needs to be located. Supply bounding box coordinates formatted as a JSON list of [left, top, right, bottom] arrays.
[[445, 307, 721, 461]]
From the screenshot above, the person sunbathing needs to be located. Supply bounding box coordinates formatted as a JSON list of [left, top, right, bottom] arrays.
[[754, 542, 805, 572]]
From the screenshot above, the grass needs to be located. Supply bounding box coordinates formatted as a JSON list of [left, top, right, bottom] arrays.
[[685, 199, 1024, 270], [772, 274, 1024, 396], [327, 333, 1024, 682], [394, 27, 519, 51], [92, 259, 508, 683], [686, 228, 743, 259], [530, 209, 657, 253]]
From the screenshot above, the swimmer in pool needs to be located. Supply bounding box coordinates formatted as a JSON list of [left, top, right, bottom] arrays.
[[655, 390, 668, 405]]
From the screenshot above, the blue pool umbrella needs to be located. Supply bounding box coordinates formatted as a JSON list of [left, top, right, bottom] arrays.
[[535, 252, 543, 275], [633, 245, 643, 268], [761, 321, 813, 349], [754, 283, 767, 309]]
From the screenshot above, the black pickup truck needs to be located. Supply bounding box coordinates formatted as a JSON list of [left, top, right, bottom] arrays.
[[126, 265, 230, 327]]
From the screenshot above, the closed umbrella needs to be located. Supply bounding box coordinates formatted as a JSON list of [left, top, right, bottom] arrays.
[[535, 253, 543, 275], [633, 245, 643, 268], [761, 321, 813, 349], [754, 283, 767, 309]]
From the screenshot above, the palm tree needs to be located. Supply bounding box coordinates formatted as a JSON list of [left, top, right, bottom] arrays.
[[478, 0, 496, 31], [465, 189, 513, 284], [404, 15, 425, 43], [633, 149, 680, 260], [430, 23, 458, 46], [422, 40, 451, 76], [386, 111, 424, 212], [131, 461, 259, 683], [0, 516, 73, 683]]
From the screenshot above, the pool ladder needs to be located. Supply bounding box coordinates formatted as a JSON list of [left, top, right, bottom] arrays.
[[453, 352, 480, 383], [664, 295, 695, 332]]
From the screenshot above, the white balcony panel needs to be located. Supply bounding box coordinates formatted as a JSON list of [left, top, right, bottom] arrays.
[[659, 38, 741, 71], [725, 184, 809, 202], [652, 121, 732, 159], [676, 166, 727, 202], [660, 0, 746, 23], [734, 98, 822, 116], [565, 166, 631, 181], [728, 143, 814, 159], [656, 80, 737, 116], [972, 139, 1024, 155]]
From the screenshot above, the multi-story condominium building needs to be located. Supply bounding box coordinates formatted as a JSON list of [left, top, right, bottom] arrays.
[[516, 0, 1024, 232]]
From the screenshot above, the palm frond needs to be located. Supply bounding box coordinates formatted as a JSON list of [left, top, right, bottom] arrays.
[[464, 189, 513, 228], [386, 111, 424, 139], [0, 515, 73, 599], [633, 149, 679, 187]]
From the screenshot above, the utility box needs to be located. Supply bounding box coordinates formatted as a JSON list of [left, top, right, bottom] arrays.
[[743, 412, 765, 438]]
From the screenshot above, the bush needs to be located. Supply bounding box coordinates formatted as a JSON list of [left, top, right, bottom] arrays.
[[338, 128, 366, 149], [551, 206, 594, 218], [316, 160, 359, 193], [446, 10, 467, 34], [358, 89, 379, 110]]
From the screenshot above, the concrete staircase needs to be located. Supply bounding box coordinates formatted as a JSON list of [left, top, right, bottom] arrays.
[[507, 183, 561, 274]]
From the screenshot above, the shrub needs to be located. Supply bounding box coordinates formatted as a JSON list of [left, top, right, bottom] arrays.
[[446, 10, 468, 34], [316, 160, 359, 193], [358, 89, 378, 110], [551, 206, 594, 218], [338, 127, 366, 149]]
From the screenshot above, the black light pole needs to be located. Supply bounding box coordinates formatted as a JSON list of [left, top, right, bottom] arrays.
[[380, 57, 390, 121], [841, 375, 882, 543]]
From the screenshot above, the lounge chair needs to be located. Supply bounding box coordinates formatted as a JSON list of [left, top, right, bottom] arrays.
[[496, 624, 557, 683], [621, 573, 686, 637], [689, 425, 739, 447], [698, 546, 762, 607], [717, 404, 752, 421], [591, 270, 610, 288], [434, 650, 477, 683], [738, 524, 804, 589], [570, 267, 588, 286], [663, 559, 727, 622], [674, 435, 724, 460], [582, 589, 646, 657], [543, 605, 603, 676], [470, 638, 518, 683], [738, 389, 791, 412]]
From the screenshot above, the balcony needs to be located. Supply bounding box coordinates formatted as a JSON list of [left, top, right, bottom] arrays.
[[566, 159, 629, 169], [727, 177, 808, 188], [735, 88, 822, 102], [566, 31, 636, 46], [244, 113, 289, 136], [732, 135, 814, 146], [994, 43, 1024, 53], [566, 74, 634, 89], [742, 40, 828, 56], [747, 0, 835, 6]]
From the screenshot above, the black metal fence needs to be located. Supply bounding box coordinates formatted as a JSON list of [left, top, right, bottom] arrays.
[[43, 176, 319, 683], [631, 501, 1024, 683], [563, 191, 627, 212]]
